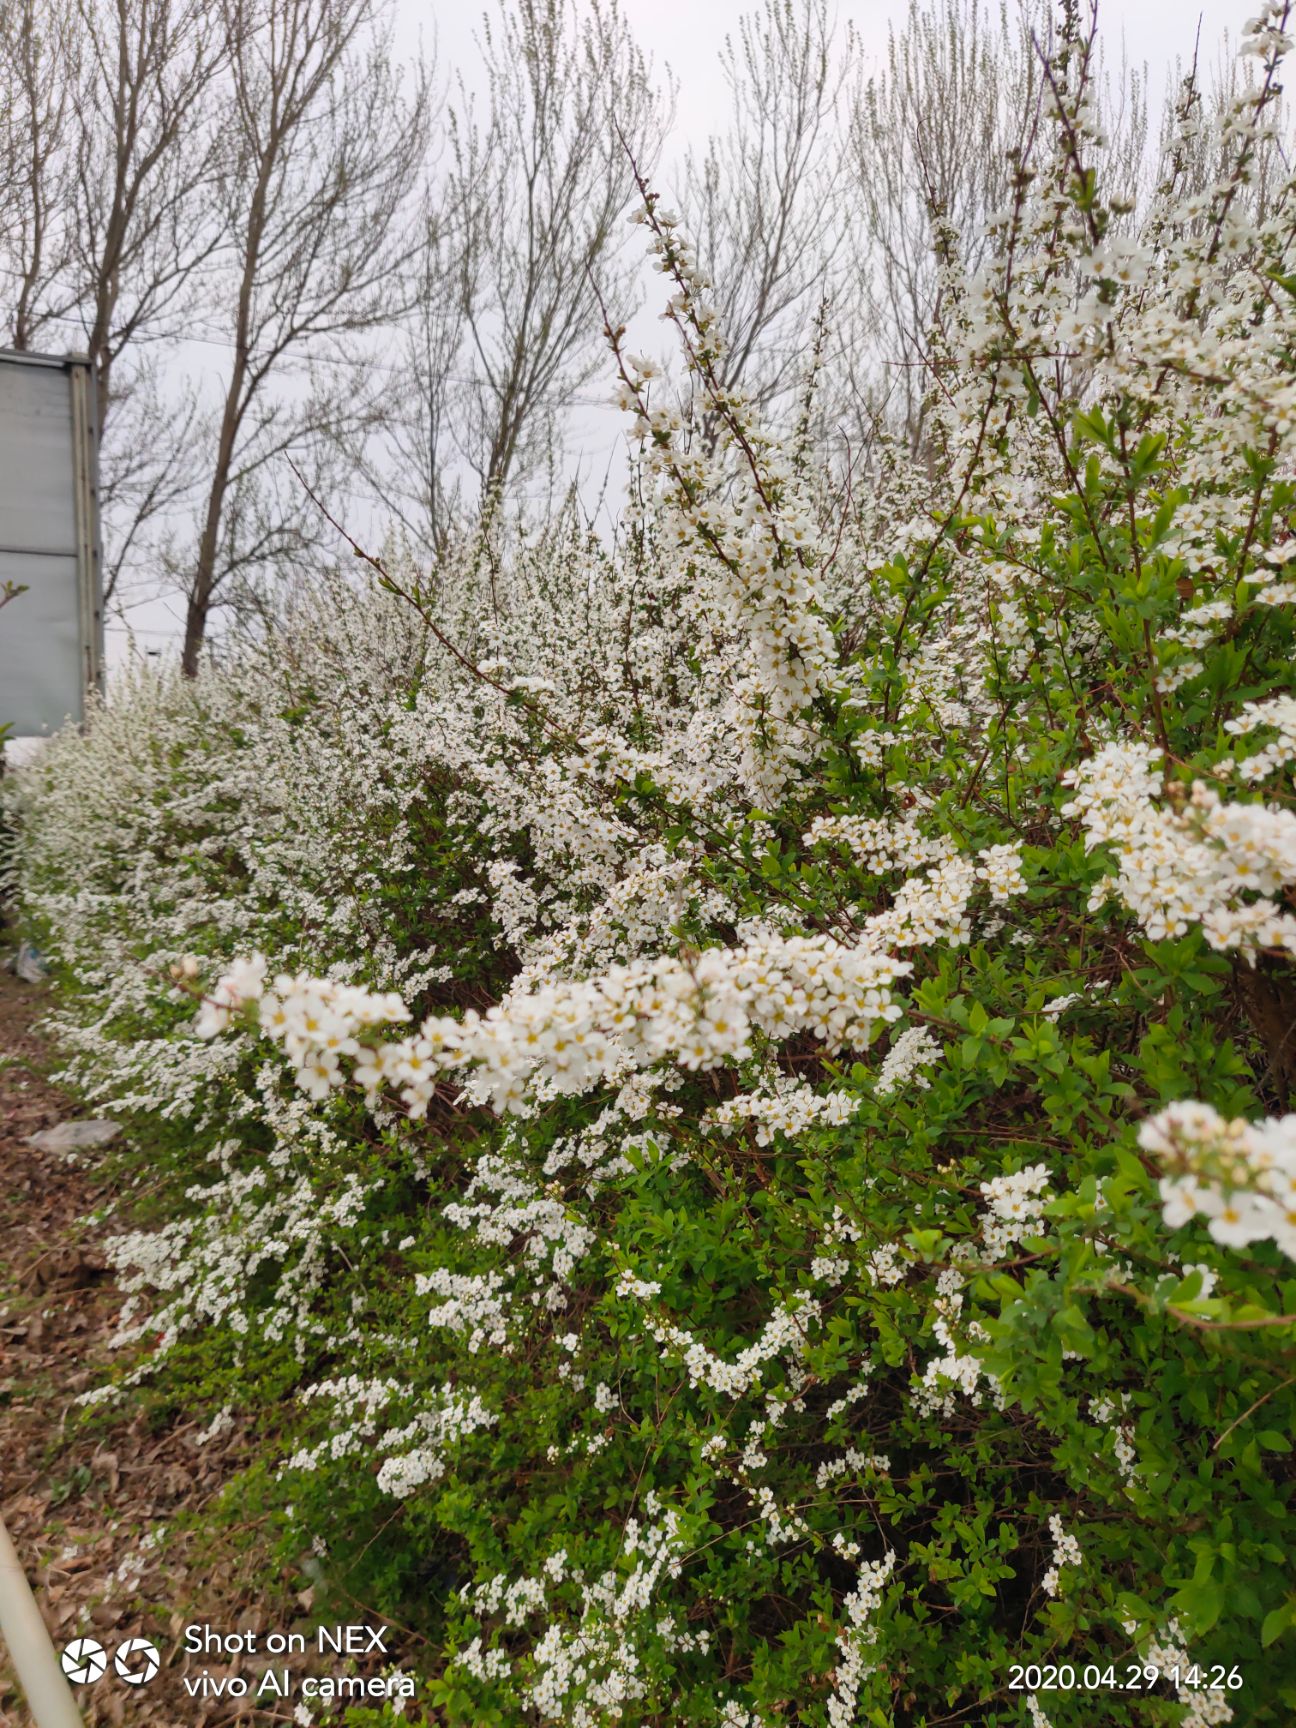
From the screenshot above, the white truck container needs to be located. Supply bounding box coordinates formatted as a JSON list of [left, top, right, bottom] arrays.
[[0, 350, 104, 734]]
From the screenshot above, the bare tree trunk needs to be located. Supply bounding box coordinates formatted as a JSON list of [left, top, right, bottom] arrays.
[[183, 388, 245, 675], [181, 155, 262, 676]]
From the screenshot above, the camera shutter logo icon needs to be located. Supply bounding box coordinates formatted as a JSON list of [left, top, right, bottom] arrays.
[[114, 1637, 161, 1685], [60, 1639, 108, 1684]]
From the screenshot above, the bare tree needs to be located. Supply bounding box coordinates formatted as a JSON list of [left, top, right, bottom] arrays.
[[456, 0, 664, 503], [180, 0, 431, 675], [843, 0, 1149, 453], [2, 1, 229, 608], [372, 0, 665, 557], [680, 0, 852, 429], [70, 0, 227, 421], [0, 0, 79, 353], [367, 197, 468, 562], [76, 0, 231, 607], [1148, 37, 1290, 244], [845, 0, 1045, 450], [97, 354, 201, 605]]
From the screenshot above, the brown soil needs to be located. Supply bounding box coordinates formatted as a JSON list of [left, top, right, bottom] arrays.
[[0, 964, 422, 1727]]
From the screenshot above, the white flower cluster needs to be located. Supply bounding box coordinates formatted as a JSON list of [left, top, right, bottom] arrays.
[[197, 937, 911, 1114], [975, 844, 1029, 900], [462, 1495, 687, 1725], [1144, 1618, 1234, 1728], [1040, 1514, 1082, 1598], [417, 1268, 511, 1355], [979, 1164, 1053, 1258], [638, 1295, 820, 1399], [825, 1370, 873, 1422], [283, 1377, 496, 1500], [1090, 1395, 1139, 1485], [1063, 744, 1296, 956], [803, 813, 955, 875], [1222, 692, 1296, 784], [864, 1243, 906, 1287], [805, 818, 1027, 946], [866, 848, 1026, 950], [1140, 1100, 1296, 1257], [104, 1105, 376, 1360], [914, 1273, 998, 1416], [826, 1551, 895, 1728], [446, 1138, 597, 1299], [617, 200, 839, 796], [453, 1638, 511, 1684], [812, 1206, 865, 1283], [1239, 0, 1293, 59], [814, 1446, 890, 1493], [874, 1025, 943, 1097], [744, 1480, 812, 1549], [707, 1078, 858, 1144]]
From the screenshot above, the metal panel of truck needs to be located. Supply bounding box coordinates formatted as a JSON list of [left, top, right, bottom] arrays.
[[0, 351, 103, 734]]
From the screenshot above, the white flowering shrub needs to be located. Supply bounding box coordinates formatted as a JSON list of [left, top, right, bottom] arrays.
[[9, 10, 1296, 1724]]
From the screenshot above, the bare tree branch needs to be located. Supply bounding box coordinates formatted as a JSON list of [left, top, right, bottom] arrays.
[[181, 0, 431, 674]]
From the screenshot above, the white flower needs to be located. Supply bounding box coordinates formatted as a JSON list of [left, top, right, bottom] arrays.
[[1143, 1102, 1296, 1258]]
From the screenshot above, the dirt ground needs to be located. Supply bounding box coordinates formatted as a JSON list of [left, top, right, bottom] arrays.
[[0, 963, 419, 1727]]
